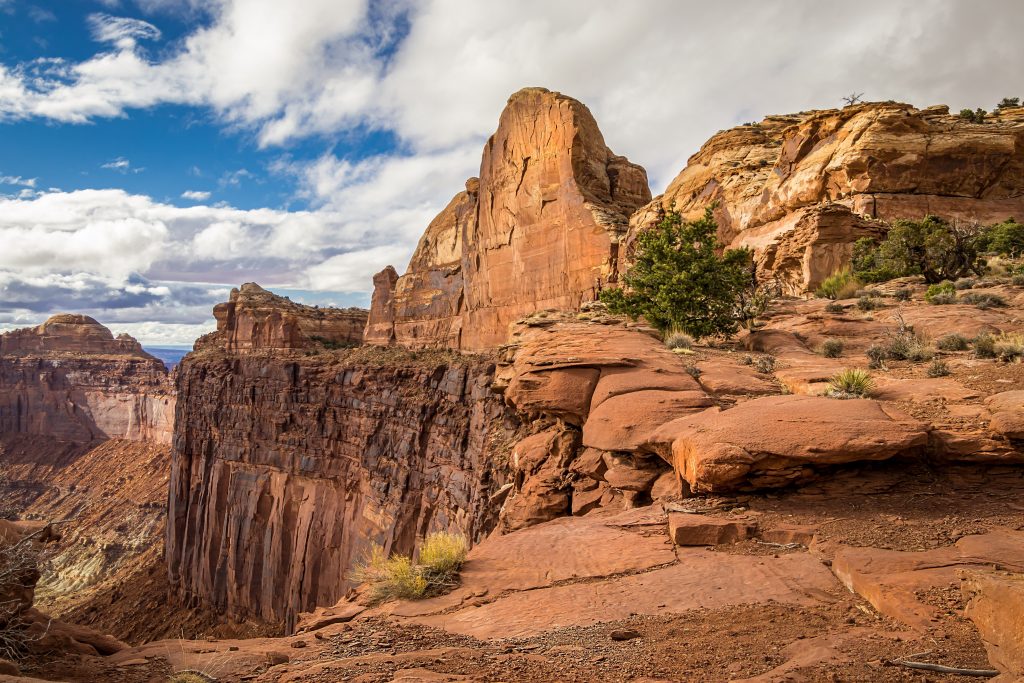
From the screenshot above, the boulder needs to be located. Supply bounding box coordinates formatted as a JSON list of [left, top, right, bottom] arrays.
[[648, 395, 929, 492], [667, 513, 757, 546], [582, 389, 712, 452], [987, 391, 1024, 441], [962, 571, 1024, 680]]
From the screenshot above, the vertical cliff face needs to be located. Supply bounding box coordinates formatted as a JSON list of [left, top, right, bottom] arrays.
[[365, 87, 651, 351], [627, 103, 1024, 292], [167, 291, 517, 628]]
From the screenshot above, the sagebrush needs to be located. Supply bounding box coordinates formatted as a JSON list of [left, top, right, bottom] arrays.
[[355, 532, 468, 605]]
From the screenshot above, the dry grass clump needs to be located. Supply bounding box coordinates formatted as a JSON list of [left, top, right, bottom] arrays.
[[664, 330, 694, 350], [820, 338, 844, 358], [355, 532, 468, 605], [826, 368, 874, 398], [753, 355, 776, 374], [824, 301, 845, 314], [973, 333, 996, 359], [959, 292, 1007, 309], [927, 359, 951, 377], [168, 673, 216, 683], [994, 333, 1024, 362], [936, 333, 970, 352]]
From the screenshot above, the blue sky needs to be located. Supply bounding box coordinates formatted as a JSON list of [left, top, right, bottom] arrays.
[[1, 0, 1021, 344]]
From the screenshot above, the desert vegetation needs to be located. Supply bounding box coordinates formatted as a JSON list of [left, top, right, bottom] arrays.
[[355, 532, 468, 605], [826, 368, 874, 398]]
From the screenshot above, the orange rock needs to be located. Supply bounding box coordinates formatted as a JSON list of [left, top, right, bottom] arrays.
[[648, 395, 929, 492], [986, 391, 1024, 441], [962, 571, 1024, 679], [211, 282, 367, 351], [582, 389, 712, 452], [364, 88, 650, 351], [667, 513, 757, 546]]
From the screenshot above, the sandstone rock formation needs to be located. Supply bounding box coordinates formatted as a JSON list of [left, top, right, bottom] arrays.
[[0, 315, 173, 443], [209, 282, 367, 352], [365, 87, 651, 350], [169, 298, 517, 627], [627, 103, 1024, 293]]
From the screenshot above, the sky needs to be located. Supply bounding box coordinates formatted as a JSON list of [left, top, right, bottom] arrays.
[[0, 0, 1022, 345]]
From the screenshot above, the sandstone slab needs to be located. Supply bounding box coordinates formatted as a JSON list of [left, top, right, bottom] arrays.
[[962, 571, 1024, 680], [582, 389, 712, 452], [987, 391, 1024, 441], [667, 513, 757, 546]]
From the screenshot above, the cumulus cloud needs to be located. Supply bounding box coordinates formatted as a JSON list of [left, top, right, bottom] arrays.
[[181, 189, 211, 201], [0, 174, 36, 187]]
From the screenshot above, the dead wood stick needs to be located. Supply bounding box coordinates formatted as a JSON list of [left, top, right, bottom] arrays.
[[892, 659, 998, 677]]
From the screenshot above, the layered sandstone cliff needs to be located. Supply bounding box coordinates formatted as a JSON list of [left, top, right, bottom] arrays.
[[209, 282, 367, 352], [627, 103, 1024, 293], [168, 290, 517, 629], [365, 87, 651, 350], [0, 315, 173, 443]]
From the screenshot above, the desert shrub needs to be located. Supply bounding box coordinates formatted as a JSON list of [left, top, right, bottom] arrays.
[[954, 277, 976, 290], [960, 292, 1006, 309], [1013, 274, 1024, 286], [754, 355, 776, 374], [997, 97, 1021, 110], [925, 281, 956, 304], [994, 333, 1024, 362], [355, 532, 468, 605], [927, 359, 950, 377], [735, 276, 782, 331], [978, 221, 1024, 257], [936, 334, 969, 352], [929, 292, 956, 305], [665, 331, 694, 350], [169, 673, 215, 683], [820, 338, 844, 358], [866, 344, 887, 369], [824, 301, 845, 314], [815, 268, 860, 300], [892, 287, 912, 302], [826, 368, 874, 398], [973, 333, 996, 359], [600, 209, 751, 340], [881, 314, 933, 362], [0, 536, 40, 660], [857, 216, 986, 285], [857, 296, 877, 311], [740, 354, 753, 366], [959, 108, 987, 123], [686, 366, 702, 378]]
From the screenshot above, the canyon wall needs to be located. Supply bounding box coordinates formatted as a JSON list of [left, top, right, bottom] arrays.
[[627, 103, 1024, 293], [365, 87, 651, 351], [167, 292, 517, 629]]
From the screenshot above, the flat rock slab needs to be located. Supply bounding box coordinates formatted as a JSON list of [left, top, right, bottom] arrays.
[[408, 552, 839, 639], [872, 377, 981, 403], [831, 529, 1024, 632], [582, 389, 712, 452], [986, 391, 1024, 440], [668, 512, 757, 545], [648, 395, 929, 492], [694, 359, 779, 396], [390, 509, 675, 617]]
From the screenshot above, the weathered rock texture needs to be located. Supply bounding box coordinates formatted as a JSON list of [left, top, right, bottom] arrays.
[[628, 103, 1024, 292], [0, 315, 173, 443], [210, 283, 367, 352], [167, 335, 516, 628], [365, 87, 650, 350]]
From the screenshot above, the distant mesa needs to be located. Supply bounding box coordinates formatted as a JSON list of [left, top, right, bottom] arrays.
[[201, 282, 368, 352], [0, 313, 155, 358]]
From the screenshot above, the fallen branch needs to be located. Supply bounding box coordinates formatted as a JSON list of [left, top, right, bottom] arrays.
[[891, 659, 998, 677], [754, 540, 804, 550]]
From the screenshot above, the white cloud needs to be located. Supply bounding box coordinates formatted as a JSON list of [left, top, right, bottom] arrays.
[[88, 13, 162, 49], [0, 174, 36, 187], [181, 189, 211, 201], [101, 156, 144, 173]]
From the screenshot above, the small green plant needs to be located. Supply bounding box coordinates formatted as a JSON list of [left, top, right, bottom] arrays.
[[1012, 274, 1024, 286], [665, 331, 694, 350], [954, 277, 975, 290], [927, 359, 950, 377], [824, 301, 845, 314], [893, 288, 912, 301], [826, 368, 874, 398], [997, 97, 1021, 111], [857, 296, 877, 311], [820, 338, 844, 358], [856, 216, 986, 285], [960, 292, 1006, 309], [959, 108, 987, 123], [925, 281, 956, 304], [740, 354, 753, 366], [880, 313, 933, 362], [866, 344, 887, 369], [978, 220, 1024, 257], [994, 333, 1024, 362], [754, 355, 776, 374], [355, 532, 468, 605], [815, 268, 860, 300], [936, 334, 969, 352], [973, 333, 996, 359]]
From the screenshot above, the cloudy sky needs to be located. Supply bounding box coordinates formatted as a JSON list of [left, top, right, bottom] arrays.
[[1, 0, 1021, 345]]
